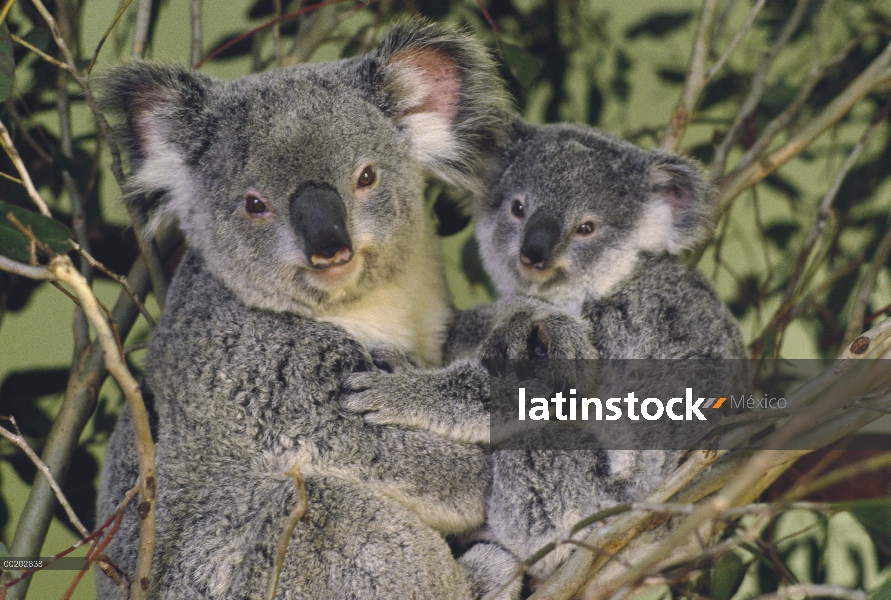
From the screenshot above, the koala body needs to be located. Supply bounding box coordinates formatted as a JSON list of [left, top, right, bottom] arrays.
[[96, 21, 510, 599], [344, 122, 747, 595]]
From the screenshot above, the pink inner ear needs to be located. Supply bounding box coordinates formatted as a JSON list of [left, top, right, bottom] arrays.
[[663, 184, 692, 215], [390, 49, 460, 123], [126, 88, 165, 151]]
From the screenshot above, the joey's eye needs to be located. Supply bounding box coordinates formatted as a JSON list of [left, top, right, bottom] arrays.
[[576, 221, 596, 236], [357, 165, 377, 189], [244, 193, 268, 216], [510, 199, 525, 219]]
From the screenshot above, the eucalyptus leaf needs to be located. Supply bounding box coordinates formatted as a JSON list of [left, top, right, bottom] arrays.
[[837, 498, 891, 547], [710, 552, 747, 600], [0, 22, 14, 103], [0, 200, 72, 262], [500, 42, 542, 90]]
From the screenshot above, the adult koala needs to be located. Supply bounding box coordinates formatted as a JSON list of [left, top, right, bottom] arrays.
[[95, 20, 509, 599]]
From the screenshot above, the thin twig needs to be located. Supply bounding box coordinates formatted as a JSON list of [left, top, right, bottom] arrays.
[[844, 211, 891, 345], [731, 33, 867, 182], [0, 416, 89, 536], [706, 0, 767, 80], [190, 0, 201, 68], [751, 584, 866, 600], [711, 0, 811, 178], [271, 0, 281, 68], [0, 0, 16, 23], [9, 33, 73, 71], [54, 13, 93, 353], [0, 118, 52, 216], [0, 255, 55, 279], [282, 2, 347, 66], [2, 484, 138, 592], [74, 243, 156, 327], [131, 0, 152, 57], [528, 449, 724, 600], [194, 0, 358, 69], [265, 465, 308, 600], [0, 170, 23, 184], [778, 96, 891, 313], [718, 40, 891, 205], [3, 101, 53, 164], [87, 0, 135, 75], [659, 0, 720, 151]]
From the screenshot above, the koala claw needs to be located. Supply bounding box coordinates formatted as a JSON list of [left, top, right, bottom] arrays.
[[341, 372, 416, 427]]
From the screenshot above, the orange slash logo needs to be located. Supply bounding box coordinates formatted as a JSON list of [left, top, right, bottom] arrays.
[[703, 397, 726, 409]]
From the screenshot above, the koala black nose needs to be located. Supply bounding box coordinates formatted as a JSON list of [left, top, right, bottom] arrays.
[[290, 185, 353, 269], [520, 212, 562, 270]]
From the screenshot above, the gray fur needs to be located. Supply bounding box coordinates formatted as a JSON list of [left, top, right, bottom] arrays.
[[96, 19, 511, 599], [343, 122, 747, 596]]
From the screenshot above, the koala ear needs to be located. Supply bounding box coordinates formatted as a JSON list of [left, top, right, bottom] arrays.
[[99, 63, 213, 232], [643, 154, 715, 255], [369, 19, 511, 193]]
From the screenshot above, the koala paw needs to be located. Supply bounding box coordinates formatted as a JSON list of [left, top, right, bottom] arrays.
[[531, 312, 598, 361], [478, 309, 539, 363], [342, 367, 490, 444], [341, 372, 417, 428]]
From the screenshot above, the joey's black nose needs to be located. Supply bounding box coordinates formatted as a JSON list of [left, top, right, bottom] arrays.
[[290, 185, 353, 269], [520, 212, 562, 270]]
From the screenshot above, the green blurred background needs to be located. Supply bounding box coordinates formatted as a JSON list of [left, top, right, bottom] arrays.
[[1, 0, 890, 597]]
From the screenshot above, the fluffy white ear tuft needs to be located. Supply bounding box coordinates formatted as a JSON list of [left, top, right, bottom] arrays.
[[383, 48, 463, 173], [99, 63, 211, 232], [643, 155, 714, 255], [372, 19, 511, 194]]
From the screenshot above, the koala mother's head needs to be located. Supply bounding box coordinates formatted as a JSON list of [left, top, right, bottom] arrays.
[[477, 123, 714, 313], [102, 20, 507, 314]]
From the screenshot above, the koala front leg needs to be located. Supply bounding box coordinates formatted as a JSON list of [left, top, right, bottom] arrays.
[[342, 359, 492, 444]]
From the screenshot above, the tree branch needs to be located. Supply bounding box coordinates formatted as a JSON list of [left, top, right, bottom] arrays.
[[0, 118, 52, 217], [0, 416, 89, 537], [710, 0, 811, 178], [844, 206, 891, 345], [659, 0, 720, 151], [718, 39, 891, 205]]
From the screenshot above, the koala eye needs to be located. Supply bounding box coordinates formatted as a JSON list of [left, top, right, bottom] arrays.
[[576, 221, 596, 236], [244, 192, 269, 216], [510, 199, 525, 219], [357, 165, 377, 189]]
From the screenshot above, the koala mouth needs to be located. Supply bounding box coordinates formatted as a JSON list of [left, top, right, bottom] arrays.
[[310, 246, 353, 270], [518, 260, 556, 280]]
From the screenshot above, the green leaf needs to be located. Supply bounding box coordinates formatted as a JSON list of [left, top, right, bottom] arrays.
[[625, 11, 694, 39], [837, 497, 891, 547], [0, 22, 15, 103], [22, 28, 51, 53], [0, 200, 72, 262], [710, 552, 747, 600], [868, 574, 891, 600], [500, 42, 543, 90]]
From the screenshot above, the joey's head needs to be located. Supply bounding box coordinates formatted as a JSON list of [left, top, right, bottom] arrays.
[[101, 20, 508, 315], [476, 123, 713, 310]]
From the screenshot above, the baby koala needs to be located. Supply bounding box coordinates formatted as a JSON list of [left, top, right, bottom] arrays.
[[343, 121, 747, 597]]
